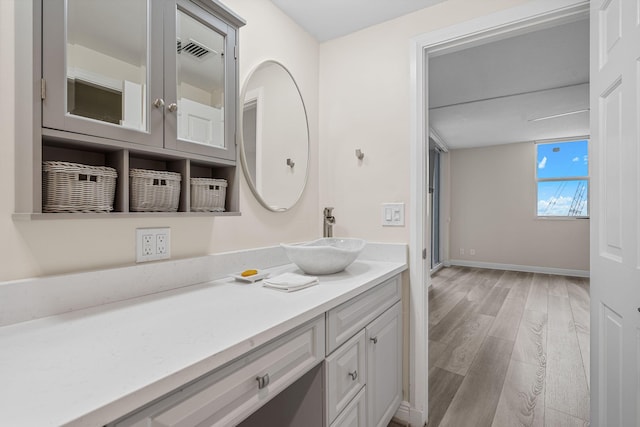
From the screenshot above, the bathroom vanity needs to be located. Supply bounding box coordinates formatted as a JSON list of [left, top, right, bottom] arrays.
[[0, 243, 406, 426]]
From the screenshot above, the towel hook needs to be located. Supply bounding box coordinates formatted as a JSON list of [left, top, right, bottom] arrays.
[[355, 149, 364, 160], [286, 158, 295, 168]]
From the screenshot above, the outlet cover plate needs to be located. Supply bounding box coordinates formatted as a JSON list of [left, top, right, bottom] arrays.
[[136, 228, 171, 262]]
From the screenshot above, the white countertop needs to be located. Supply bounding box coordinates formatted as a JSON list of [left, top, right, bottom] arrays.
[[0, 259, 406, 426]]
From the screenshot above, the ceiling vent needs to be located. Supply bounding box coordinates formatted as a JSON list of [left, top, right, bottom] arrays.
[[177, 38, 218, 60]]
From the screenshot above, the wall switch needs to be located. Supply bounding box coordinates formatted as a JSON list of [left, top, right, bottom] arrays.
[[460, 248, 464, 255], [382, 203, 405, 226], [136, 228, 171, 262]]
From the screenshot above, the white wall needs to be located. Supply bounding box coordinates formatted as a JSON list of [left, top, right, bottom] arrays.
[[448, 142, 590, 271], [68, 43, 146, 86], [318, 0, 533, 241], [0, 0, 319, 281]]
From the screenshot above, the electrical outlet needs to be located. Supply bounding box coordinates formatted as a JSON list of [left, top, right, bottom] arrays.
[[156, 233, 167, 255], [142, 234, 154, 256], [136, 228, 171, 262], [470, 249, 476, 256], [460, 248, 464, 255]]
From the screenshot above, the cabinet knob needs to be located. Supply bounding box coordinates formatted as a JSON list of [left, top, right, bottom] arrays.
[[348, 370, 358, 381], [256, 373, 270, 389], [370, 337, 378, 344], [153, 98, 165, 108], [168, 102, 178, 113]]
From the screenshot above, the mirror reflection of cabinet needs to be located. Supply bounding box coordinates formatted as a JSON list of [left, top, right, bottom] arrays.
[[42, 0, 240, 161]]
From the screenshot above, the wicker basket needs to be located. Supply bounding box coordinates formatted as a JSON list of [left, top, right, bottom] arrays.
[[129, 169, 181, 212], [190, 178, 227, 212], [42, 161, 117, 213]]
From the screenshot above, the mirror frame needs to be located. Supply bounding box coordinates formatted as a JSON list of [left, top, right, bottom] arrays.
[[239, 60, 310, 212]]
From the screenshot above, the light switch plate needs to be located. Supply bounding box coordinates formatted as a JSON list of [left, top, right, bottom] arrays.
[[382, 203, 405, 226]]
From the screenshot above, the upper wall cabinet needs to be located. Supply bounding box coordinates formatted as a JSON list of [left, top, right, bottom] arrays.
[[42, 0, 242, 162]]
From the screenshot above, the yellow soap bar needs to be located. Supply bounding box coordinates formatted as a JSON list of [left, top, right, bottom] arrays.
[[241, 269, 258, 277]]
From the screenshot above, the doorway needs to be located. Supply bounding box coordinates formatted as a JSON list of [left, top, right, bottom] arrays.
[[407, 1, 590, 425]]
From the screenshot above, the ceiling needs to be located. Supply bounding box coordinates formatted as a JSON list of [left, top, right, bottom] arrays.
[[429, 18, 589, 149], [270, 0, 444, 42]]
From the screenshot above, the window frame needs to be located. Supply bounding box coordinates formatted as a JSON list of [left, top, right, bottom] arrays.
[[535, 137, 590, 219]]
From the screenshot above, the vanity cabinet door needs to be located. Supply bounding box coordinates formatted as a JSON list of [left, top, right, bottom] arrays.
[[330, 387, 366, 427], [366, 302, 402, 427], [42, 0, 163, 147], [325, 330, 366, 424]]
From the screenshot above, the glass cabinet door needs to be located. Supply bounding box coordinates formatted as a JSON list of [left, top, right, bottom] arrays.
[[163, 0, 237, 161], [43, 0, 162, 147], [42, 0, 238, 160]]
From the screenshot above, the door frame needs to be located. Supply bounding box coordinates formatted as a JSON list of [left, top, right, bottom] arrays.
[[408, 1, 589, 424], [243, 88, 264, 193]]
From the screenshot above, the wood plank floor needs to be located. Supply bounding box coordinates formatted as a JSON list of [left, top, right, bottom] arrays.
[[426, 267, 590, 427]]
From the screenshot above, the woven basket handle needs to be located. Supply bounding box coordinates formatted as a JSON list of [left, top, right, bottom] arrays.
[[78, 174, 97, 182]]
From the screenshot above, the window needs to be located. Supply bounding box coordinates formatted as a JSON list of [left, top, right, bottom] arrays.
[[536, 139, 589, 217]]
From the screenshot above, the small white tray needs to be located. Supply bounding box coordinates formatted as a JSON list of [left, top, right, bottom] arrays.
[[229, 270, 270, 283]]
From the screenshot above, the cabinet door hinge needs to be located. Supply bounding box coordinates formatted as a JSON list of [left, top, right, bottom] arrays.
[[40, 79, 46, 100], [422, 248, 427, 260]]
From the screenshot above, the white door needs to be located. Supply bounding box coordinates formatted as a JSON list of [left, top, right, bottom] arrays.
[[590, 0, 640, 426], [177, 98, 223, 146]]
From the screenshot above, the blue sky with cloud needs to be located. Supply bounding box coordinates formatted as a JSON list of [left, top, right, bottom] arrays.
[[537, 140, 589, 216]]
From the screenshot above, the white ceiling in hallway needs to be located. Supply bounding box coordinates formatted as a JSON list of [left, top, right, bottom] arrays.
[[429, 18, 590, 149], [269, 0, 445, 42]]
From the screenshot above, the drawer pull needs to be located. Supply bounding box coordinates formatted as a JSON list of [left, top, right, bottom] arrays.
[[348, 370, 358, 381], [256, 373, 270, 389], [370, 337, 378, 344]]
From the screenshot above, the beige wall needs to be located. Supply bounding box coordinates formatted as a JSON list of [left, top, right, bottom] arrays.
[[1, 0, 319, 281], [318, 0, 532, 241], [68, 43, 146, 86], [449, 143, 590, 271]]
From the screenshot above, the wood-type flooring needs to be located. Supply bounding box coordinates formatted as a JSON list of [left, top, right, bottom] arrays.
[[426, 266, 590, 427]]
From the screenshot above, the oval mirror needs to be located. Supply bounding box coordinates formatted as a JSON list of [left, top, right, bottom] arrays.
[[239, 61, 309, 211]]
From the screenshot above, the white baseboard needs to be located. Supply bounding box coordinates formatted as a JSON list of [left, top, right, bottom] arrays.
[[394, 401, 425, 426], [447, 259, 590, 278]]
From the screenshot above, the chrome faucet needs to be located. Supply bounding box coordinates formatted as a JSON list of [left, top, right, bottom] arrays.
[[323, 207, 335, 238]]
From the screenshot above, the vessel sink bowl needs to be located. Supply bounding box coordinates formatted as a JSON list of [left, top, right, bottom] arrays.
[[281, 238, 367, 275]]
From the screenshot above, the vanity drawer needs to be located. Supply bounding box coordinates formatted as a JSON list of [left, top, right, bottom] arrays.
[[326, 275, 401, 354], [325, 329, 366, 424], [113, 316, 325, 427], [330, 386, 366, 427]]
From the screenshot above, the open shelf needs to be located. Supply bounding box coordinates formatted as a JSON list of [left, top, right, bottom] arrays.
[[39, 136, 239, 216]]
